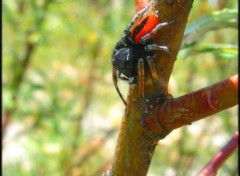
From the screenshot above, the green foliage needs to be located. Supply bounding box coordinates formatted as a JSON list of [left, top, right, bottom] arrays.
[[181, 8, 238, 61], [2, 0, 238, 176], [183, 9, 237, 47]]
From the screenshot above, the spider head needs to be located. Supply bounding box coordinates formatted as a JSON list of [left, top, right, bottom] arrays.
[[112, 46, 134, 78]]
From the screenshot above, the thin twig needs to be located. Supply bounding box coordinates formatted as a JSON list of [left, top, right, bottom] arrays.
[[197, 131, 238, 176]]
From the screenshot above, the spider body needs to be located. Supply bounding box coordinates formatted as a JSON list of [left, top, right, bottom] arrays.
[[112, 3, 174, 105], [112, 35, 155, 84]]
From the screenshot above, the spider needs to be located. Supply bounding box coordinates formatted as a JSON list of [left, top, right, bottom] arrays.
[[112, 3, 174, 105]]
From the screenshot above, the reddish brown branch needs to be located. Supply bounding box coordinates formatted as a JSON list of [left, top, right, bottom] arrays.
[[144, 74, 238, 133], [197, 131, 238, 176]]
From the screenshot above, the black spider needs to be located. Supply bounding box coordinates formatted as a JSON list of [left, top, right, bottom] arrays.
[[112, 3, 174, 105]]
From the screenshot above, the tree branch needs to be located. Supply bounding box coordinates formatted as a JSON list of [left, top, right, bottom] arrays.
[[144, 74, 238, 133], [197, 131, 238, 176]]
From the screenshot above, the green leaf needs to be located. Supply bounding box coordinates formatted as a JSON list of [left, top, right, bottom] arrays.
[[182, 44, 238, 59], [182, 9, 238, 48]]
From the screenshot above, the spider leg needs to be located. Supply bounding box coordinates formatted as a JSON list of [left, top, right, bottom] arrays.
[[145, 44, 170, 54], [118, 73, 130, 81], [138, 59, 145, 98], [145, 42, 171, 86], [146, 56, 161, 87], [112, 68, 127, 105], [140, 19, 175, 44], [124, 3, 153, 34]]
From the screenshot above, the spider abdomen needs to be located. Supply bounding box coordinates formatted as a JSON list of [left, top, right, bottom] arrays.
[[130, 13, 159, 43]]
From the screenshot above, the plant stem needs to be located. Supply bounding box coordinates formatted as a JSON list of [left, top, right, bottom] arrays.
[[197, 131, 238, 176]]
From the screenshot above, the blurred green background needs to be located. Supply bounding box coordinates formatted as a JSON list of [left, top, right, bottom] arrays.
[[2, 0, 238, 176]]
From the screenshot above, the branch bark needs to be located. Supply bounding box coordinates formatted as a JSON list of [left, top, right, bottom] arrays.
[[144, 74, 238, 133]]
